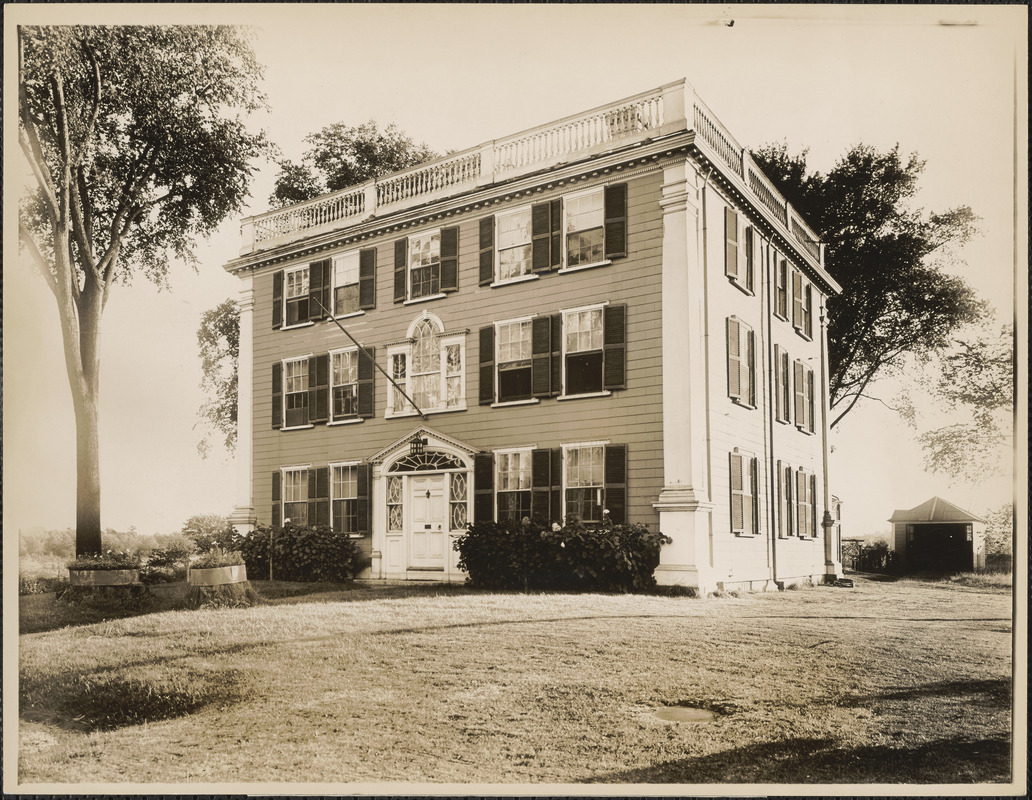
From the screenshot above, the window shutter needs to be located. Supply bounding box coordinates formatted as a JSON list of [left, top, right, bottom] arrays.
[[308, 354, 329, 424], [744, 226, 754, 290], [748, 457, 758, 535], [309, 259, 330, 320], [359, 248, 376, 310], [531, 316, 552, 398], [478, 326, 495, 405], [806, 367, 816, 433], [550, 313, 562, 397], [727, 318, 741, 400], [473, 453, 494, 523], [774, 345, 784, 421], [810, 474, 818, 538], [604, 444, 627, 525], [549, 199, 562, 270], [357, 347, 375, 418], [796, 470, 807, 537], [308, 467, 330, 529], [531, 201, 553, 273], [776, 460, 784, 537], [394, 238, 407, 303], [440, 226, 459, 293], [603, 304, 627, 391], [743, 329, 755, 406], [604, 183, 628, 259], [794, 361, 806, 425], [550, 449, 562, 524], [356, 464, 372, 535], [272, 471, 281, 528], [803, 284, 813, 338], [531, 448, 552, 520], [777, 259, 788, 318], [792, 271, 803, 329], [729, 452, 744, 532], [725, 207, 739, 279], [272, 270, 283, 329], [271, 362, 282, 429], [479, 216, 495, 286]]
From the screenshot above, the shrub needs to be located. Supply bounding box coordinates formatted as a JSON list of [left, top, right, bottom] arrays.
[[138, 565, 186, 585], [239, 523, 363, 583], [191, 548, 245, 569], [66, 551, 141, 571], [19, 575, 68, 595], [454, 518, 670, 593], [146, 540, 197, 569]]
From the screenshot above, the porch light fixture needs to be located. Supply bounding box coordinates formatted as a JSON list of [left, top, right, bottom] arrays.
[[410, 436, 427, 456]]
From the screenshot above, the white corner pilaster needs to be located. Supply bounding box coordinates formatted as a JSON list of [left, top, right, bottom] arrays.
[[229, 275, 258, 534], [653, 160, 717, 594], [818, 295, 842, 578]]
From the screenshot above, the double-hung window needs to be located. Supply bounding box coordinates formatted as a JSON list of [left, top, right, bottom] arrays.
[[774, 345, 791, 423], [332, 251, 360, 317], [796, 468, 816, 538], [724, 208, 755, 293], [794, 359, 815, 433], [727, 317, 756, 407], [496, 207, 534, 282], [564, 307, 605, 396], [283, 357, 310, 428], [408, 231, 441, 299], [778, 461, 795, 538], [330, 349, 359, 421], [496, 320, 534, 403], [496, 449, 533, 523], [564, 188, 606, 269], [729, 450, 759, 536], [395, 228, 459, 302], [331, 464, 359, 535], [387, 314, 466, 417], [792, 271, 814, 339], [282, 467, 308, 526], [284, 265, 310, 327], [775, 257, 789, 319], [563, 443, 605, 524]]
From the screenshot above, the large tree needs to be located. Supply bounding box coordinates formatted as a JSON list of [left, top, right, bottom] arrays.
[[269, 120, 438, 207], [196, 298, 240, 457], [18, 26, 269, 555], [750, 143, 985, 427]]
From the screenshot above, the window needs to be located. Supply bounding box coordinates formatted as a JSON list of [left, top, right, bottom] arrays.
[[564, 307, 604, 395], [727, 317, 755, 406], [449, 473, 468, 531], [387, 314, 466, 417], [395, 228, 459, 302], [283, 357, 309, 428], [332, 251, 360, 316], [724, 210, 754, 293], [802, 283, 813, 338], [496, 207, 533, 282], [729, 451, 759, 536], [565, 189, 606, 268], [409, 231, 441, 299], [387, 475, 403, 531], [792, 271, 814, 339], [496, 320, 533, 403], [496, 450, 532, 522], [332, 465, 359, 535], [775, 257, 788, 319], [794, 359, 815, 433], [774, 345, 791, 423], [331, 349, 358, 421], [283, 467, 308, 526], [564, 444, 604, 524], [284, 265, 310, 326], [778, 461, 794, 538], [796, 468, 816, 538]]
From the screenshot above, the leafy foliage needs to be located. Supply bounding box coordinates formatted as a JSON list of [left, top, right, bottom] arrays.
[[841, 540, 898, 574], [66, 551, 141, 571], [982, 503, 1013, 572], [750, 143, 985, 427], [181, 513, 237, 551], [237, 523, 365, 583], [269, 120, 438, 207], [191, 548, 245, 569], [196, 301, 240, 456], [454, 518, 671, 593]]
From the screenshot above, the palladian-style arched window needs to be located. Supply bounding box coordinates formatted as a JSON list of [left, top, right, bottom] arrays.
[[387, 313, 466, 417]]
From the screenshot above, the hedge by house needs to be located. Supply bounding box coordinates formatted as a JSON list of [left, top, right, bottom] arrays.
[[454, 518, 670, 593], [237, 523, 365, 583]]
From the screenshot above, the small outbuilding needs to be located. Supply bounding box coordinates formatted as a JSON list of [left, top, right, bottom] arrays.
[[889, 497, 986, 574]]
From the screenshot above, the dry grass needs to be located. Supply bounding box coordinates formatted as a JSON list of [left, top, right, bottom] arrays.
[[17, 577, 1013, 787]]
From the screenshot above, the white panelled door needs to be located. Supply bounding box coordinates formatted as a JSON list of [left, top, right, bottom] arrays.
[[409, 474, 447, 568]]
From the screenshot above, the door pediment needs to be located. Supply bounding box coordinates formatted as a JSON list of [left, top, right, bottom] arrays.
[[369, 425, 481, 468]]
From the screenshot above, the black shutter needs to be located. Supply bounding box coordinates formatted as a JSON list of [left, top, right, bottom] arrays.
[[357, 346, 375, 419], [550, 448, 562, 525], [792, 271, 803, 329], [272, 471, 281, 527], [725, 207, 739, 279], [359, 248, 376, 310], [604, 444, 628, 525], [271, 362, 282, 429], [308, 354, 329, 424], [603, 304, 627, 390], [478, 326, 495, 405], [474, 453, 494, 523], [727, 318, 741, 400], [550, 312, 562, 397], [549, 199, 561, 269], [479, 216, 495, 286], [730, 453, 744, 532], [394, 238, 407, 303], [272, 270, 283, 329], [356, 464, 372, 535], [440, 226, 459, 293], [309, 259, 330, 320], [531, 316, 552, 398], [308, 467, 330, 529], [531, 202, 552, 273], [744, 227, 755, 290], [604, 183, 628, 259], [531, 448, 552, 520]]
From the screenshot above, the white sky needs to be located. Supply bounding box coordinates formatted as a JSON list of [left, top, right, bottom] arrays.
[[3, 4, 1026, 540]]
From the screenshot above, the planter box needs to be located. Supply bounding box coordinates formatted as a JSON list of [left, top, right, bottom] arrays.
[[68, 568, 140, 586], [189, 565, 247, 586]]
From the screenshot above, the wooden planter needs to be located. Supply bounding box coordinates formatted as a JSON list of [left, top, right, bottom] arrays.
[[68, 568, 140, 586], [188, 565, 247, 586]]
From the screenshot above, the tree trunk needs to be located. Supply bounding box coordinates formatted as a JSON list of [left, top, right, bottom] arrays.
[[73, 384, 102, 556]]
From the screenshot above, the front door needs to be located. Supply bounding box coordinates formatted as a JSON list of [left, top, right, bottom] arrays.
[[409, 474, 447, 569]]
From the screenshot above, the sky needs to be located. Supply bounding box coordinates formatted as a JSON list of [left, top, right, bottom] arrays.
[[3, 4, 1026, 541]]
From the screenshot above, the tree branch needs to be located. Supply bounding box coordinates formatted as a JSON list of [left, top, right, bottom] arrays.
[[18, 126, 60, 224], [18, 219, 58, 296]]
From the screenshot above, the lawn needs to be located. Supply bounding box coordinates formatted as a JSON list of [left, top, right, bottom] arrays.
[[16, 575, 1014, 788]]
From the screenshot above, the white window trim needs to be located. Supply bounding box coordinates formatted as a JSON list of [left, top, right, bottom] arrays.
[[774, 345, 791, 425], [328, 346, 361, 424], [559, 440, 610, 524], [494, 204, 535, 284], [796, 467, 817, 539], [728, 224, 756, 296], [385, 314, 467, 419], [491, 398, 541, 408], [730, 448, 760, 537], [794, 359, 816, 435], [331, 250, 362, 318], [407, 227, 443, 303], [560, 185, 608, 273], [494, 314, 537, 405], [329, 460, 364, 538], [403, 293, 447, 306], [493, 446, 535, 521], [559, 302, 610, 398], [282, 263, 313, 329], [773, 255, 789, 321], [490, 274, 540, 289], [728, 316, 756, 410], [280, 464, 311, 526], [333, 310, 365, 321], [281, 354, 314, 429]]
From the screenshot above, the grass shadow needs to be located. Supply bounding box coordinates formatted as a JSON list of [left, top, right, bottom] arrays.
[[839, 678, 1012, 709]]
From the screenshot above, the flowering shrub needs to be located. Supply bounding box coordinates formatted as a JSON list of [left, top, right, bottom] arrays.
[[238, 523, 364, 582], [191, 548, 245, 569], [66, 551, 141, 571], [454, 517, 670, 593]]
